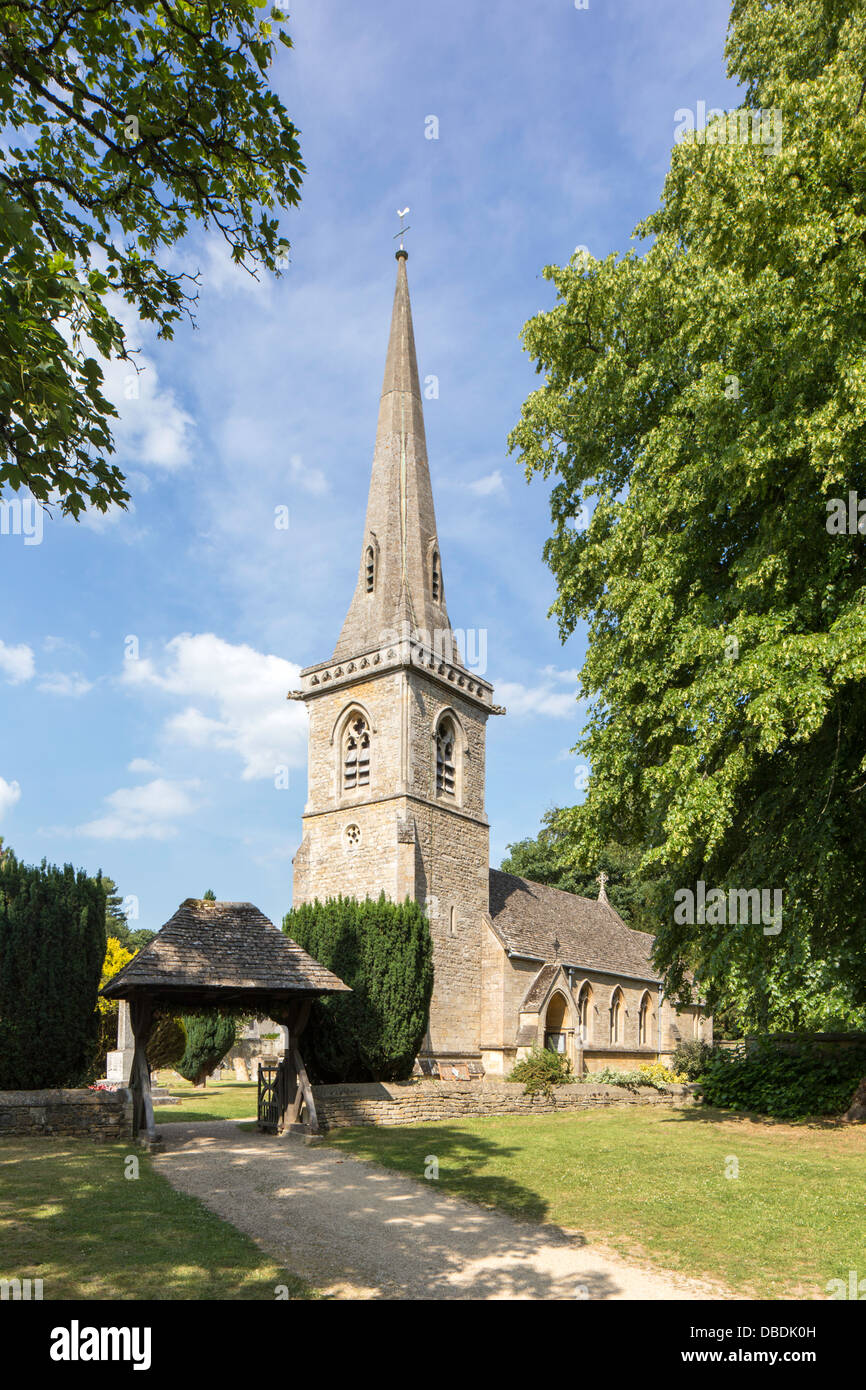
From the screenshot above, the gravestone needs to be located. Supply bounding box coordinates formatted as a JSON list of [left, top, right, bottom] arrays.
[[106, 1001, 136, 1084]]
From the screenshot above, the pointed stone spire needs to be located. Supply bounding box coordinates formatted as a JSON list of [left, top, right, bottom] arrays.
[[333, 251, 458, 663]]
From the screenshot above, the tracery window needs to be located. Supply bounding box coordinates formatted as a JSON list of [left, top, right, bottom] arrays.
[[343, 715, 371, 791], [435, 717, 456, 796]]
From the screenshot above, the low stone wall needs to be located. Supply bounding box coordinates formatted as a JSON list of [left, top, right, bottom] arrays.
[[312, 1078, 698, 1130], [0, 1088, 133, 1140]]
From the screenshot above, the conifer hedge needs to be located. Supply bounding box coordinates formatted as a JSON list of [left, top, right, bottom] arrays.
[[0, 854, 107, 1088], [283, 894, 433, 1083]]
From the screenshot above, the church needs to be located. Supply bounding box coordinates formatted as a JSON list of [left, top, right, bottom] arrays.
[[289, 249, 710, 1077]]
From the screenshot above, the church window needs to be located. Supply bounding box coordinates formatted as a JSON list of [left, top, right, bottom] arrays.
[[344, 823, 361, 848], [435, 717, 456, 796], [431, 549, 441, 602], [577, 982, 593, 1045], [609, 987, 624, 1045], [343, 715, 371, 791], [638, 991, 653, 1046], [365, 546, 375, 593]]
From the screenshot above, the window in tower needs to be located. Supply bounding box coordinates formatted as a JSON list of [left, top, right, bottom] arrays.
[[343, 715, 371, 791], [365, 545, 376, 593], [435, 717, 456, 797], [431, 549, 441, 602]]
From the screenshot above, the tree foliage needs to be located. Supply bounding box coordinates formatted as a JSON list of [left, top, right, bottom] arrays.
[[509, 0, 866, 1023], [0, 851, 106, 1087], [283, 895, 434, 1083], [0, 0, 304, 517], [500, 806, 658, 932], [176, 1012, 236, 1086]]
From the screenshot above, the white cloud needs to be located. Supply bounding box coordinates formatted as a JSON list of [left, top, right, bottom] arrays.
[[289, 452, 329, 497], [466, 470, 506, 498], [120, 632, 306, 780], [496, 672, 583, 719], [541, 665, 581, 685], [77, 777, 199, 841], [0, 777, 21, 820], [0, 640, 35, 684], [128, 757, 162, 775], [37, 671, 93, 697]]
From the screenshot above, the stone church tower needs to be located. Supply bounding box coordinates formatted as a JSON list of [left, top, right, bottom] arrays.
[[291, 250, 503, 1066]]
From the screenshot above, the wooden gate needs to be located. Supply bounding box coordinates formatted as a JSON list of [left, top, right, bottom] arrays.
[[257, 1047, 319, 1135]]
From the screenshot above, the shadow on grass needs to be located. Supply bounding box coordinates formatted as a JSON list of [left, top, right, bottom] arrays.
[[0, 1138, 310, 1300], [659, 1103, 849, 1130]]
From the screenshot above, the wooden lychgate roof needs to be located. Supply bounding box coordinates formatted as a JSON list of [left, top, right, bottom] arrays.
[[101, 898, 349, 1008]]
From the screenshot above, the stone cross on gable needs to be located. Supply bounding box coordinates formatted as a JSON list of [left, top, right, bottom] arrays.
[[597, 870, 609, 904]]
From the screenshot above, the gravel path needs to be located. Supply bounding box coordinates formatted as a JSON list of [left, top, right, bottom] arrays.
[[154, 1119, 733, 1301]]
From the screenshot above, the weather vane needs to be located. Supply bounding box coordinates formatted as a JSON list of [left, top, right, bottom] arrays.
[[394, 207, 411, 251]]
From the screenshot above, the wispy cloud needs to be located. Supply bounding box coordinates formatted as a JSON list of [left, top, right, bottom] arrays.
[[37, 671, 93, 697], [77, 777, 200, 841], [496, 668, 583, 719]]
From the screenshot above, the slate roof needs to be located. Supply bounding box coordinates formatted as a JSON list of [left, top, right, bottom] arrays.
[[520, 963, 560, 1011], [102, 899, 350, 1002], [489, 870, 660, 983]]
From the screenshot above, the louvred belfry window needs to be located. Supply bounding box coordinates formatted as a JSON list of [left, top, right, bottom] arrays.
[[344, 716, 371, 790], [431, 550, 441, 601], [365, 546, 375, 593], [435, 718, 456, 796]]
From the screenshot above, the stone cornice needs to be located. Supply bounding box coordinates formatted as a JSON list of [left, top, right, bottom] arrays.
[[289, 638, 505, 714]]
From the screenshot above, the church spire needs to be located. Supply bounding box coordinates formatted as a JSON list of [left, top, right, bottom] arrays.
[[333, 251, 458, 663]]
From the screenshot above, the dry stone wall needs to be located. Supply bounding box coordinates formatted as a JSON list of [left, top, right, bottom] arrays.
[[0, 1088, 133, 1139], [312, 1078, 698, 1129]]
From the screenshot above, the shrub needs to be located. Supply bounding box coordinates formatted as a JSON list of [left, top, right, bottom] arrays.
[[508, 1047, 572, 1098], [176, 1013, 237, 1086], [638, 1061, 688, 1086], [0, 853, 106, 1088], [672, 1039, 715, 1080], [284, 894, 433, 1083], [698, 1040, 866, 1118], [580, 1066, 671, 1092]]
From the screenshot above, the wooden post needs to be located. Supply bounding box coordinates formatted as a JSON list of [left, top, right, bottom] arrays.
[[129, 996, 161, 1150]]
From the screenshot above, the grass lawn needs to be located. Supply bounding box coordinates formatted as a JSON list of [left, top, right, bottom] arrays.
[[324, 1104, 866, 1298], [0, 1138, 313, 1299], [152, 1076, 258, 1125]]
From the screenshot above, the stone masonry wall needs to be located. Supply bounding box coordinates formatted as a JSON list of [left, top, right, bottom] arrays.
[[0, 1088, 133, 1139], [312, 1078, 698, 1129]]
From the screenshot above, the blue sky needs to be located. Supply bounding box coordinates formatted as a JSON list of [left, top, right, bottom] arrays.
[[0, 0, 739, 936]]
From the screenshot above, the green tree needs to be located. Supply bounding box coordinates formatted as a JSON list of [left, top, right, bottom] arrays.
[[500, 807, 658, 930], [509, 0, 866, 1024], [283, 895, 434, 1083], [0, 1, 304, 518], [202, 888, 216, 900], [0, 854, 107, 1087], [176, 1013, 236, 1087], [99, 876, 154, 951]]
